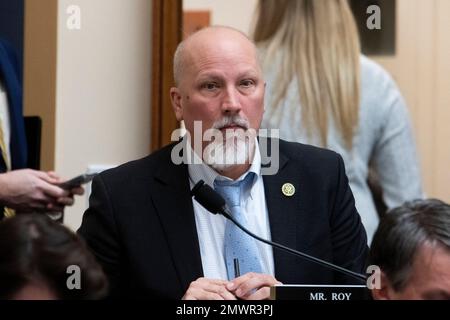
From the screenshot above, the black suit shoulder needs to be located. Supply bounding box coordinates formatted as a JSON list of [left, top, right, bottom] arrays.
[[97, 142, 177, 188], [277, 139, 346, 185], [279, 139, 342, 165], [102, 142, 176, 176]]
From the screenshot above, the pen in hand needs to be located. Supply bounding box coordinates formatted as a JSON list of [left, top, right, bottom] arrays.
[[233, 258, 240, 278]]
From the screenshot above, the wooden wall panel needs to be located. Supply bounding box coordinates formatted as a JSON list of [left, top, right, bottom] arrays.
[[151, 0, 182, 151], [23, 0, 58, 171], [183, 10, 210, 39]]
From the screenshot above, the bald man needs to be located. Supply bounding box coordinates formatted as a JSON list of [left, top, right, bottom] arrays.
[[79, 27, 368, 300]]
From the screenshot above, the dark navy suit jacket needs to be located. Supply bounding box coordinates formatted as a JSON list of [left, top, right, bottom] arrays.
[[79, 139, 368, 299], [0, 38, 27, 173]]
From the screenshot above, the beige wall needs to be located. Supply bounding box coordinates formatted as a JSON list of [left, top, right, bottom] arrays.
[[56, 0, 152, 230], [183, 0, 257, 34], [434, 0, 450, 201]]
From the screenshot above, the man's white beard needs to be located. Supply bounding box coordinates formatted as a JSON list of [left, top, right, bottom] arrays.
[[204, 131, 255, 172]]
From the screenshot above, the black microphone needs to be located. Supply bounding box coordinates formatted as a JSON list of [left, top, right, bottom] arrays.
[[192, 180, 367, 283]]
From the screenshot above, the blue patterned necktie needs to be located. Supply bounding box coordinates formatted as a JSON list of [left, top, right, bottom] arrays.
[[214, 172, 263, 280]]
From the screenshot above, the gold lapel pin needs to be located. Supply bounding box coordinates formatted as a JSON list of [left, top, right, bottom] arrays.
[[281, 183, 295, 197]]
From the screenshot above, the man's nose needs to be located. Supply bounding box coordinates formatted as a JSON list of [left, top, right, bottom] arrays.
[[221, 87, 241, 114]]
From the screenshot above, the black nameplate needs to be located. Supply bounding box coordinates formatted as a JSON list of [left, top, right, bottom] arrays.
[[270, 285, 370, 300]]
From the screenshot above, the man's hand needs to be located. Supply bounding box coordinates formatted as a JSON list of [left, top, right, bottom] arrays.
[[182, 277, 237, 300], [47, 171, 85, 209], [227, 273, 281, 300], [0, 169, 83, 213]]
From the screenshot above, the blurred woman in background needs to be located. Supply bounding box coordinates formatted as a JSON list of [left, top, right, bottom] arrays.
[[252, 0, 423, 243]]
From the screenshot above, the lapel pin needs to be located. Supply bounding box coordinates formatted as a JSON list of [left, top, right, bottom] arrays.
[[281, 183, 295, 197]]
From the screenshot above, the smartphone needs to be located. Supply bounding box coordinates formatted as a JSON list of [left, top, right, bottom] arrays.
[[58, 173, 98, 190]]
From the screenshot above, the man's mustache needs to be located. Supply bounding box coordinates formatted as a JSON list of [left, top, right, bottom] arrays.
[[212, 116, 250, 130]]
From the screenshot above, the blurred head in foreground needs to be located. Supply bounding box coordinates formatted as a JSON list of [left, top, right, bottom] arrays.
[[0, 213, 108, 299], [370, 199, 450, 300]]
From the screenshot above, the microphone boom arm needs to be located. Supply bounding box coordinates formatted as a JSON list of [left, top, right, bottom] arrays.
[[221, 207, 367, 283], [191, 179, 367, 284]]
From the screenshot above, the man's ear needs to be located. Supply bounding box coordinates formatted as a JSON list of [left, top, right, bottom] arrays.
[[170, 87, 183, 121], [371, 271, 394, 300]]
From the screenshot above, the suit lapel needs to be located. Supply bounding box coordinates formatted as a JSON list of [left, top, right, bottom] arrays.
[[151, 148, 203, 293], [263, 150, 301, 282]]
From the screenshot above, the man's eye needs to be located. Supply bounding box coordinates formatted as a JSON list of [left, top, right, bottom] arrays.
[[240, 80, 255, 88], [202, 83, 219, 90]]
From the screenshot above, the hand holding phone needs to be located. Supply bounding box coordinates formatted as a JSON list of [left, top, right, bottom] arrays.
[[58, 173, 97, 190]]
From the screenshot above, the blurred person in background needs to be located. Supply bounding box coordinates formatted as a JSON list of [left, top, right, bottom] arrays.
[[252, 0, 423, 244], [0, 38, 83, 219]]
